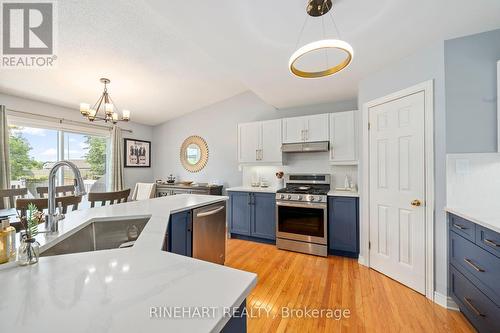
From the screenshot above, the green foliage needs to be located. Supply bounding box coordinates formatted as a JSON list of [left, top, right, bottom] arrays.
[[8, 132, 43, 180], [26, 203, 39, 238], [84, 136, 106, 178]]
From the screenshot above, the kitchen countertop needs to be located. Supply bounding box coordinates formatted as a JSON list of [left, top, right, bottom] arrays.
[[0, 195, 257, 333], [327, 190, 359, 197], [226, 186, 279, 193], [445, 207, 500, 234]]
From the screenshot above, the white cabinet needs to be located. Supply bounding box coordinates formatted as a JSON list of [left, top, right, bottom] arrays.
[[238, 122, 261, 163], [282, 114, 329, 143], [238, 119, 282, 164], [261, 119, 282, 162], [305, 114, 330, 142], [329, 110, 358, 164]]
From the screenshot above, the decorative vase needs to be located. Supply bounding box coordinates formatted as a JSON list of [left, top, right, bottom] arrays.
[[17, 234, 40, 266]]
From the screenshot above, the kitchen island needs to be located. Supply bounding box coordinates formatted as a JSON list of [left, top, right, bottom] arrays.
[[0, 194, 256, 333]]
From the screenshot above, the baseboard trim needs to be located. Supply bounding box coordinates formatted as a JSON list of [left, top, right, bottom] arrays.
[[358, 255, 368, 267], [434, 292, 459, 311]]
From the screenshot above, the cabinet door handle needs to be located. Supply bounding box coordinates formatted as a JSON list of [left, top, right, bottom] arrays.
[[453, 223, 467, 230], [484, 238, 500, 247], [464, 258, 484, 272], [463, 297, 486, 317], [305, 129, 309, 141], [256, 149, 258, 161]]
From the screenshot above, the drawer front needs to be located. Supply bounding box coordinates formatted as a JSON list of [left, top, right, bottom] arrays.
[[450, 231, 500, 306], [450, 266, 500, 333], [449, 214, 476, 241], [476, 225, 500, 258]]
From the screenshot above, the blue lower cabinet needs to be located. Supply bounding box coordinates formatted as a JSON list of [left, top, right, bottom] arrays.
[[252, 193, 276, 240], [229, 191, 276, 243], [167, 210, 192, 257], [450, 266, 500, 333], [328, 196, 359, 258], [448, 213, 500, 333], [229, 192, 252, 236]]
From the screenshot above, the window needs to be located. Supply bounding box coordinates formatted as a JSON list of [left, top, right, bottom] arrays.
[[8, 125, 58, 197], [8, 123, 109, 207]]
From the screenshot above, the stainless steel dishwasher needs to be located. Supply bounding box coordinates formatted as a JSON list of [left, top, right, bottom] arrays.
[[192, 202, 226, 265]]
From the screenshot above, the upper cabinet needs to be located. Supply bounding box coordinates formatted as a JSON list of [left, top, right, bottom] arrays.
[[238, 119, 282, 164], [329, 110, 358, 164], [282, 114, 329, 143]]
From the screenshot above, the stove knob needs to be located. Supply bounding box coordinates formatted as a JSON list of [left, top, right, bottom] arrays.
[[298, 195, 303, 200], [280, 194, 285, 199], [287, 195, 292, 200], [310, 196, 315, 202], [316, 197, 322, 202]]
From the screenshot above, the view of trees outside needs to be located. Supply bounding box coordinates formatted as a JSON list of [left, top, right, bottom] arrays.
[[8, 125, 108, 197]]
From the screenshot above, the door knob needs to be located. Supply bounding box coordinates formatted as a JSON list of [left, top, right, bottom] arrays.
[[411, 199, 422, 207]]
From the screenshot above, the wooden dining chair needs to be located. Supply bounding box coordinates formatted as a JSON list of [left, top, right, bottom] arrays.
[[0, 186, 28, 209], [88, 188, 131, 208], [36, 185, 75, 198], [16, 195, 82, 219]]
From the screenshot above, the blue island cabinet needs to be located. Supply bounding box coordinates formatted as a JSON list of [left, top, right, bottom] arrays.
[[328, 196, 359, 258], [229, 191, 276, 243], [166, 210, 192, 257]]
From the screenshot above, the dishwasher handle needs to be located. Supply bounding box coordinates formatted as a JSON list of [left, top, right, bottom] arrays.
[[195, 205, 225, 218]]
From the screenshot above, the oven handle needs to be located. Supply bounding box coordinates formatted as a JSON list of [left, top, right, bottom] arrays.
[[276, 200, 326, 209]]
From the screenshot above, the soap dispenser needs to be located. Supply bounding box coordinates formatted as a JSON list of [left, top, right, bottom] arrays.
[[0, 219, 8, 264], [2, 218, 16, 260]]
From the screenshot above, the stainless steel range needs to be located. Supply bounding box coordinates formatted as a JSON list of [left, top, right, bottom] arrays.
[[275, 174, 330, 257]]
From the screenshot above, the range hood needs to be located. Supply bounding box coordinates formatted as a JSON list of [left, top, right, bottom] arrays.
[[281, 141, 330, 153]]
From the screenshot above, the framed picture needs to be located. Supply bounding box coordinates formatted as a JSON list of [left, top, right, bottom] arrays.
[[124, 138, 151, 167]]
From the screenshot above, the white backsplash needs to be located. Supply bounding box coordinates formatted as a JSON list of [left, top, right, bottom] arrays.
[[241, 152, 358, 190], [447, 153, 500, 210]]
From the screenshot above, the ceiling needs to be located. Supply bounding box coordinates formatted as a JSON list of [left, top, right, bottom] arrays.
[[1, 0, 500, 126]]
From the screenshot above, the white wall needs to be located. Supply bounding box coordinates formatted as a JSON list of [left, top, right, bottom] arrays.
[[358, 41, 448, 296], [0, 93, 154, 190], [152, 91, 357, 189]]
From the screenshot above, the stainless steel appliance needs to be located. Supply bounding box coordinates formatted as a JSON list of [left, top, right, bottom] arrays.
[[192, 202, 226, 265], [276, 174, 330, 257], [281, 141, 329, 153]]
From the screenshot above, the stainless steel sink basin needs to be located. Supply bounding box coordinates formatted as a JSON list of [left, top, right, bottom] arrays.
[[41, 218, 149, 257]]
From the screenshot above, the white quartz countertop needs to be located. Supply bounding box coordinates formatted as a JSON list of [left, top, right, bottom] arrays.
[[226, 186, 279, 193], [327, 190, 359, 197], [445, 207, 500, 234], [0, 195, 257, 333]]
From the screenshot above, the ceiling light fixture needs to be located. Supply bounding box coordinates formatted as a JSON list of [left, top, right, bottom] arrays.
[[289, 0, 354, 79], [80, 78, 130, 124]]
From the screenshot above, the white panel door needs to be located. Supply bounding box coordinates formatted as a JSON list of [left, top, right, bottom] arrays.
[[305, 114, 329, 142], [261, 119, 282, 163], [330, 111, 357, 162], [238, 122, 260, 163], [282, 116, 305, 143], [369, 91, 426, 294]]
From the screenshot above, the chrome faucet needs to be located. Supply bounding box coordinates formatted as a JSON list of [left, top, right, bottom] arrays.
[[46, 160, 87, 233]]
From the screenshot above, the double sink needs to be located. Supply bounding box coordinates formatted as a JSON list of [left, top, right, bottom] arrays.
[[41, 218, 149, 257]]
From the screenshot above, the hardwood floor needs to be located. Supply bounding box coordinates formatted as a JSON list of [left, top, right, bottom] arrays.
[[225, 238, 474, 333]]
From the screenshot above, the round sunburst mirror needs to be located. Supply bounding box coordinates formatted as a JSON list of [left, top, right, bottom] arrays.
[[180, 136, 209, 173]]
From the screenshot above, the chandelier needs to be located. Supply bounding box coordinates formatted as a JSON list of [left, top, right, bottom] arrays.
[[79, 78, 130, 123], [289, 0, 353, 78]]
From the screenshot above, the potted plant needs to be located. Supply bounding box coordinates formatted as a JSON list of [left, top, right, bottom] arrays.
[[17, 203, 42, 266]]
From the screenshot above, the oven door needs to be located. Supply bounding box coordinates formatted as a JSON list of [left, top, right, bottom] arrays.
[[276, 201, 327, 245]]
